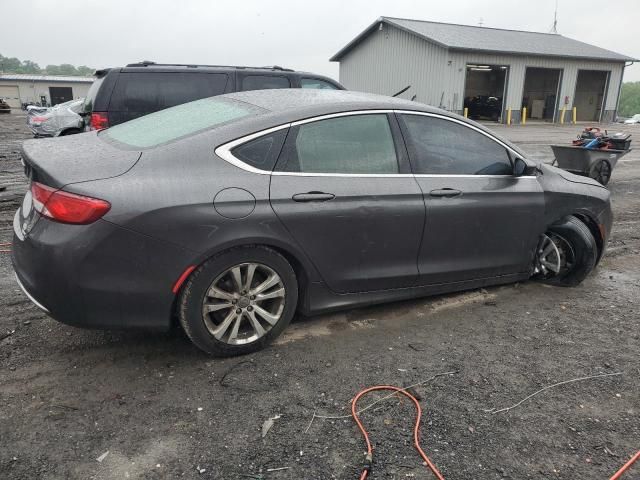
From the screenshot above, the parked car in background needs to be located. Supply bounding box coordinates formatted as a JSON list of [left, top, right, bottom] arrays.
[[624, 114, 640, 124], [0, 98, 11, 114], [27, 99, 85, 137], [13, 90, 612, 357], [82, 61, 344, 130]]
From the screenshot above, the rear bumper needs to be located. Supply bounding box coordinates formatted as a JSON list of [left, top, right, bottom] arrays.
[[14, 272, 49, 313], [11, 211, 195, 330]]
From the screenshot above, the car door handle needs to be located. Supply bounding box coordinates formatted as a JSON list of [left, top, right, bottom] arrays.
[[429, 188, 462, 198], [292, 192, 335, 202]]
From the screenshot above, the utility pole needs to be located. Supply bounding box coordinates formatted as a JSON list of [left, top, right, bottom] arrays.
[[551, 0, 558, 33]]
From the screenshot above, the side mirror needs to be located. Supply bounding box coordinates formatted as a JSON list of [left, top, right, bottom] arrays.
[[513, 157, 530, 176]]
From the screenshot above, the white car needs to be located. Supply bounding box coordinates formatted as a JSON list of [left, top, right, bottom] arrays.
[[624, 114, 640, 124]]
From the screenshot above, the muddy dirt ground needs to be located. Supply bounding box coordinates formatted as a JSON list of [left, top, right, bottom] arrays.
[[1, 114, 638, 480]]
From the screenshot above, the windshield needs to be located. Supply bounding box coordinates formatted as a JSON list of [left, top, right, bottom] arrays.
[[103, 96, 264, 148]]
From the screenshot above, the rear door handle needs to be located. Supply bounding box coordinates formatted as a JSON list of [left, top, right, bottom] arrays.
[[429, 188, 462, 198], [292, 191, 335, 202]]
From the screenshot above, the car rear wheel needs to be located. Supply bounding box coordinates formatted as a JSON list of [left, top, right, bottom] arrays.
[[179, 246, 298, 356], [534, 216, 598, 287]]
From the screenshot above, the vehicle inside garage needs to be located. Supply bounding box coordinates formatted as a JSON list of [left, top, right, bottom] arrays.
[[574, 70, 609, 122], [463, 64, 507, 122], [522, 67, 561, 121]]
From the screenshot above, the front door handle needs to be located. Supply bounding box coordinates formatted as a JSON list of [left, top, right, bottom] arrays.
[[292, 191, 335, 202], [429, 188, 462, 198]]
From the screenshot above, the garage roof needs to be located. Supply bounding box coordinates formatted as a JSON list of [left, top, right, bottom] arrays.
[[0, 74, 93, 83], [330, 17, 637, 62]]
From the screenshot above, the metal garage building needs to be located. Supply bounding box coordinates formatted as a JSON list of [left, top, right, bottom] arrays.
[[331, 17, 637, 123], [0, 74, 93, 111]]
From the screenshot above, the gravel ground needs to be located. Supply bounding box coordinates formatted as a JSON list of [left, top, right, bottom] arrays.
[[1, 114, 639, 480]]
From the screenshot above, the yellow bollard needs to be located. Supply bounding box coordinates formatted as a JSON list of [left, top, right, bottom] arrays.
[[572, 107, 577, 124], [507, 108, 512, 126], [560, 106, 566, 125], [522, 107, 527, 126], [463, 107, 468, 118]]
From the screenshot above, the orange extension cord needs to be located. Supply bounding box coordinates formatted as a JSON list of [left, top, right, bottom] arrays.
[[351, 385, 638, 480], [610, 450, 640, 480], [351, 385, 445, 480]]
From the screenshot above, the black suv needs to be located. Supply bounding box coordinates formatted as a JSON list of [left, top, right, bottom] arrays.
[[83, 62, 344, 130]]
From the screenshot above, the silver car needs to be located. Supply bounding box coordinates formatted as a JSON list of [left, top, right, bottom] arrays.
[[27, 99, 85, 137]]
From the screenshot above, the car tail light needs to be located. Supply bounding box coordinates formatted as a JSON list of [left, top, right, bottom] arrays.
[[31, 116, 48, 123], [89, 112, 109, 131], [31, 182, 111, 225]]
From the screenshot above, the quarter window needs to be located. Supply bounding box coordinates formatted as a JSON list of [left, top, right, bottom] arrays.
[[231, 129, 288, 171], [241, 75, 290, 91], [277, 114, 399, 174], [401, 114, 513, 175], [300, 78, 339, 90]]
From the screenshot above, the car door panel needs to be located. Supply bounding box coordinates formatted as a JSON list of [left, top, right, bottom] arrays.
[[269, 113, 425, 293], [270, 174, 424, 292], [397, 113, 545, 285], [413, 175, 544, 283]]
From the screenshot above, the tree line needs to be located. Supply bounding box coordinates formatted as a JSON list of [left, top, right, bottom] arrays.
[[619, 82, 640, 117], [0, 53, 93, 77]]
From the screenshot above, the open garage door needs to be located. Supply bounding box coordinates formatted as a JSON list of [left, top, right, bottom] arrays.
[[463, 64, 508, 122], [0, 85, 20, 110], [49, 86, 73, 106], [574, 70, 609, 122], [522, 67, 561, 122]]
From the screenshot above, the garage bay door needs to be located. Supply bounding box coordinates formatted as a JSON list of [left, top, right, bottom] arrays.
[[0, 85, 20, 110]]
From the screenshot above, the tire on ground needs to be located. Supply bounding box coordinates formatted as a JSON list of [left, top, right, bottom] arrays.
[[178, 245, 298, 356], [544, 216, 598, 287]]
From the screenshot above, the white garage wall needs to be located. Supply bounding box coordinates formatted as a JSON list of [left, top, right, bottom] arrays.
[[338, 24, 626, 123]]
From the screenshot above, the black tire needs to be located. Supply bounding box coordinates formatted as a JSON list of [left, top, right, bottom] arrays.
[[178, 246, 298, 356], [59, 128, 83, 137], [589, 159, 611, 185], [544, 216, 598, 287]]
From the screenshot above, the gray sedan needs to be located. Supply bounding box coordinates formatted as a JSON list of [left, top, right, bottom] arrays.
[[12, 90, 612, 356]]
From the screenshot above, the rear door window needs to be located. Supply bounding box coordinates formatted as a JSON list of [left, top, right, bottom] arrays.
[[276, 114, 399, 174], [300, 78, 339, 90], [241, 75, 290, 91], [109, 72, 228, 114]]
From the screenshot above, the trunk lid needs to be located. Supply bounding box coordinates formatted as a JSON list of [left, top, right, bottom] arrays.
[[16, 132, 140, 238], [21, 131, 141, 188]]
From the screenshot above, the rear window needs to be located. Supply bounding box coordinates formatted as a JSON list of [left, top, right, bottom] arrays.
[[104, 97, 264, 148], [109, 72, 229, 114], [82, 76, 105, 114]]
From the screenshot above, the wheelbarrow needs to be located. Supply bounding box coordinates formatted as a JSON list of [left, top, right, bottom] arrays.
[[550, 145, 630, 186]]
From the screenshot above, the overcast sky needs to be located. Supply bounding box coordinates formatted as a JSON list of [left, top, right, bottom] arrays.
[[2, 0, 639, 82]]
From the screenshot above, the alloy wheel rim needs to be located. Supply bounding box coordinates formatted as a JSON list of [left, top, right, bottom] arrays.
[[536, 233, 575, 278], [202, 262, 285, 345]]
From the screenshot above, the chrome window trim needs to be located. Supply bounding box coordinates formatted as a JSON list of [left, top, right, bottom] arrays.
[[214, 123, 291, 175], [395, 109, 522, 159], [214, 109, 534, 178]]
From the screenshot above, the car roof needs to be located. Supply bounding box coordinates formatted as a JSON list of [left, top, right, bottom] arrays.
[[206, 89, 527, 158], [223, 88, 435, 114]]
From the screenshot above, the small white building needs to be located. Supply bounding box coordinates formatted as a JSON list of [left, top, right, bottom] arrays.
[[331, 17, 638, 123], [0, 74, 94, 111]]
